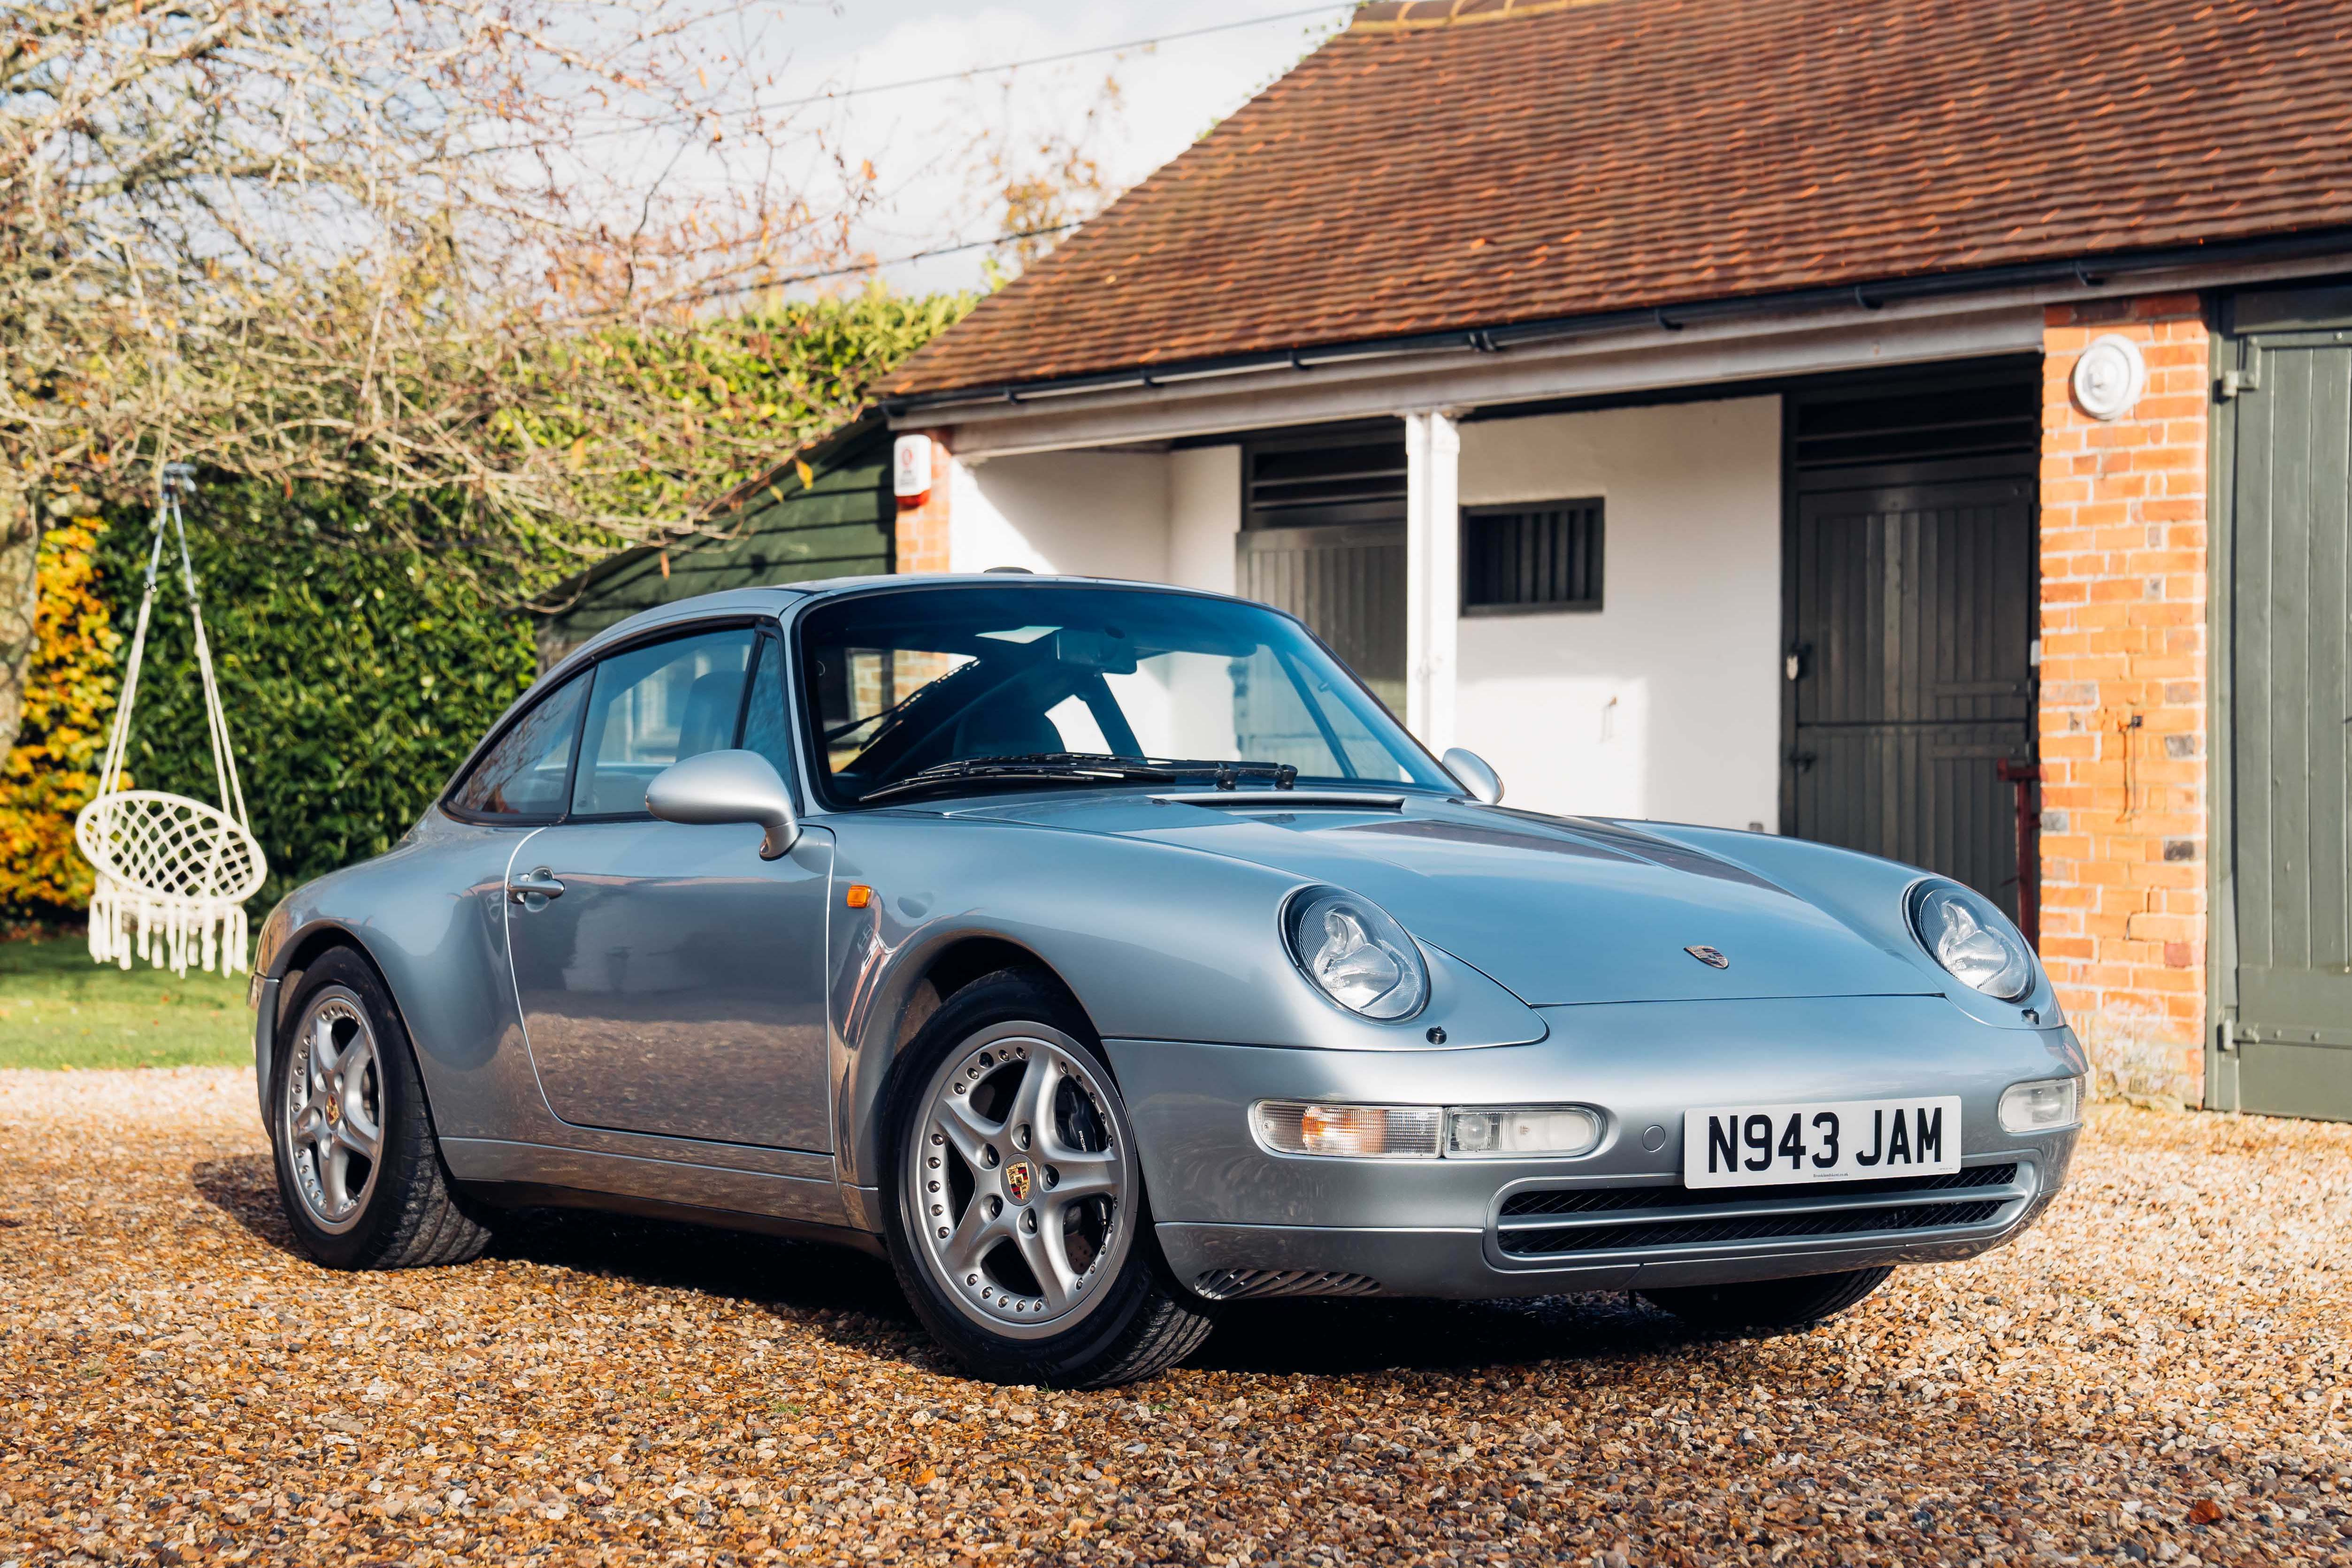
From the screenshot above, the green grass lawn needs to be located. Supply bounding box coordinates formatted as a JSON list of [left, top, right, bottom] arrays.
[[0, 934, 251, 1069]]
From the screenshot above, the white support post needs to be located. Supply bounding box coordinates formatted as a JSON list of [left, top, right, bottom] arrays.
[[1403, 409, 1462, 750]]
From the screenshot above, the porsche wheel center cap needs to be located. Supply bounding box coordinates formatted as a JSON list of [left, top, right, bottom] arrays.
[[1004, 1160, 1034, 1205]]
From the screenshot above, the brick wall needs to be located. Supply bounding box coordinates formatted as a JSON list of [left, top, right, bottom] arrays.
[[894, 433, 953, 575], [2037, 295, 2211, 1103]]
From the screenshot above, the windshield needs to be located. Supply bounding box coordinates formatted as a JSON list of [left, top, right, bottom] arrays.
[[796, 583, 1453, 807]]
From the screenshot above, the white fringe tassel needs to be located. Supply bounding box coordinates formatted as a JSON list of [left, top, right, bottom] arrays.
[[85, 872, 250, 978]]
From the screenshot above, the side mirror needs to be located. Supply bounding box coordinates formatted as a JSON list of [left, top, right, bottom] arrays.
[[1441, 747, 1505, 806], [645, 750, 801, 860]]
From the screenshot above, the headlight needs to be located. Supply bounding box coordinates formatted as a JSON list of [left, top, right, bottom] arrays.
[[1282, 886, 1429, 1020], [1908, 880, 2037, 1001]]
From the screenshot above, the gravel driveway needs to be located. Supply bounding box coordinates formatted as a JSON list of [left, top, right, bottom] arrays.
[[2, 1067, 2348, 1568]]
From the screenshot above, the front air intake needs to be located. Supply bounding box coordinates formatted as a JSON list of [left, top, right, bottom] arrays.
[[1191, 1268, 1384, 1301]]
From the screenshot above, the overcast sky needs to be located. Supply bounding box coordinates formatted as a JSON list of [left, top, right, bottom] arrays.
[[708, 1, 1355, 297]]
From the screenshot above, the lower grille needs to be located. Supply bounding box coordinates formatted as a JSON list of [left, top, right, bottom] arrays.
[[1495, 1163, 2030, 1259], [1191, 1268, 1383, 1301], [1501, 1163, 2019, 1218]]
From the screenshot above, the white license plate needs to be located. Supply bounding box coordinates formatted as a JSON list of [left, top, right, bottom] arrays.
[[1683, 1097, 1961, 1189]]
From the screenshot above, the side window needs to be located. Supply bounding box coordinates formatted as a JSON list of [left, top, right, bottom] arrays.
[[571, 628, 757, 817], [740, 634, 796, 788], [447, 673, 588, 819]]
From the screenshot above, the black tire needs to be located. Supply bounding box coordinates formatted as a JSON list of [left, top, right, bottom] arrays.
[[1640, 1266, 1893, 1332], [880, 968, 1216, 1387], [267, 947, 492, 1270]]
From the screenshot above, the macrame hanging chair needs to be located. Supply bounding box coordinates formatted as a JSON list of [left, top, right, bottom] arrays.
[[74, 466, 268, 976]]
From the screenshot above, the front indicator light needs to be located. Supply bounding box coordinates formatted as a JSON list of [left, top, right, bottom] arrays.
[[1255, 1101, 1442, 1158], [1997, 1076, 2083, 1134], [1253, 1101, 1604, 1160], [1445, 1105, 1603, 1159]]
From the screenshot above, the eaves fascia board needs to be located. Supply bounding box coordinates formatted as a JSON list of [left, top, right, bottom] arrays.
[[881, 227, 2352, 428]]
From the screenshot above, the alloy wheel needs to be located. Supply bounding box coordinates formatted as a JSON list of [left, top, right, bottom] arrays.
[[282, 989, 385, 1235], [904, 1023, 1137, 1340]]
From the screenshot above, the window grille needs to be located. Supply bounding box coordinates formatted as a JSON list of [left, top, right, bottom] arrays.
[[1461, 499, 1604, 613]]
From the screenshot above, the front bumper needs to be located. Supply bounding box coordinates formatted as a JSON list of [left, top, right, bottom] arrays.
[[1103, 995, 2084, 1301]]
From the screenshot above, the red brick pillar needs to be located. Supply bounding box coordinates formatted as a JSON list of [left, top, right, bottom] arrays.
[[894, 431, 953, 575], [2037, 296, 2211, 1104]]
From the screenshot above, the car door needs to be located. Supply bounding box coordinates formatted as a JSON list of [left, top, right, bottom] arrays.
[[506, 625, 835, 1151]]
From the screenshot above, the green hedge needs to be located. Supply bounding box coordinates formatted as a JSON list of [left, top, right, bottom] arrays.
[[96, 479, 538, 910]]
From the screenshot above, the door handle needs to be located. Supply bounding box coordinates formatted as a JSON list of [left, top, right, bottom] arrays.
[[507, 868, 565, 903]]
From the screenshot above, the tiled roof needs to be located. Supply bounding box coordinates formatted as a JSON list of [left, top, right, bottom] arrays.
[[886, 0, 2352, 398]]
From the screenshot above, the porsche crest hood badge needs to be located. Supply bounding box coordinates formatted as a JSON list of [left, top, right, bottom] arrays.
[[1005, 1161, 1033, 1204], [1684, 945, 1730, 970]]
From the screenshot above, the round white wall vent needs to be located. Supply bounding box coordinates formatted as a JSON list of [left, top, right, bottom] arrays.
[[2071, 334, 2148, 421]]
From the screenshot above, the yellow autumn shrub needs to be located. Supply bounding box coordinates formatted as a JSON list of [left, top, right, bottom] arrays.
[[0, 519, 122, 914]]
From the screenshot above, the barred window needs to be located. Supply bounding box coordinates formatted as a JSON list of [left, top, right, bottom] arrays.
[[1461, 499, 1604, 613]]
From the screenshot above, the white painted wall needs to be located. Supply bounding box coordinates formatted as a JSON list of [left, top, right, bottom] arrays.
[[1456, 398, 1782, 830], [946, 444, 1242, 590], [949, 450, 1171, 579], [1165, 445, 1241, 595]]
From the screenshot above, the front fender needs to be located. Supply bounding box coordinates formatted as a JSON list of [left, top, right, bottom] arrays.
[[248, 812, 541, 1142], [821, 813, 1547, 1202]]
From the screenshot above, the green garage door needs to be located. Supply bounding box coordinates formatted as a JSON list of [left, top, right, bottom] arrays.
[[2216, 289, 2352, 1120]]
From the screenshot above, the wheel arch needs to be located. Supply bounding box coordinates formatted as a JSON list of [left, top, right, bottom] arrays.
[[836, 926, 1099, 1216], [260, 922, 435, 1130]]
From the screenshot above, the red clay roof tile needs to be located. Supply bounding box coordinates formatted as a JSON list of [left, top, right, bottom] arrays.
[[886, 0, 2352, 398]]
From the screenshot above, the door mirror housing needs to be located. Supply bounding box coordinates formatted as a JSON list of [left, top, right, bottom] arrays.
[[1441, 747, 1505, 806], [645, 750, 801, 859]]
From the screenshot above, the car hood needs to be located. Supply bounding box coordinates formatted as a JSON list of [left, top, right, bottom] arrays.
[[948, 792, 1938, 1007]]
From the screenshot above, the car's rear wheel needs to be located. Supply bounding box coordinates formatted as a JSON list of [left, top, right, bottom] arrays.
[[1640, 1266, 1893, 1332], [268, 948, 491, 1270], [881, 968, 1215, 1387]]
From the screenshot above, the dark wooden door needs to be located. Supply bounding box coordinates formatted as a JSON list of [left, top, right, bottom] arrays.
[[2218, 289, 2352, 1121], [1787, 460, 2038, 922]]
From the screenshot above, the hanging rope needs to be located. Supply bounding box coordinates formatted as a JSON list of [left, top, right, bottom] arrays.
[[74, 467, 268, 976]]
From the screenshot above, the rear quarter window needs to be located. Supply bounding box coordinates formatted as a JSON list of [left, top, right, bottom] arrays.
[[446, 673, 588, 819]]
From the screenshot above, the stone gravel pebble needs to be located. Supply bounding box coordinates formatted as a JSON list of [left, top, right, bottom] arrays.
[[2, 1066, 2349, 1568]]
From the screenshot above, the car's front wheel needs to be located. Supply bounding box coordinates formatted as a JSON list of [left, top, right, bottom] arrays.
[[881, 969, 1215, 1387], [1640, 1266, 1893, 1333], [268, 948, 492, 1270]]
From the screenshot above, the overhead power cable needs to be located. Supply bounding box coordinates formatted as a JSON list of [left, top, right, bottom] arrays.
[[554, 2, 1351, 148], [658, 221, 1087, 314], [741, 4, 1351, 119]]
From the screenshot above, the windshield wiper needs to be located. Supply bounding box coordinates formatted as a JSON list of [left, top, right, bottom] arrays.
[[1150, 759, 1301, 791], [858, 754, 1180, 804], [858, 755, 1304, 805]]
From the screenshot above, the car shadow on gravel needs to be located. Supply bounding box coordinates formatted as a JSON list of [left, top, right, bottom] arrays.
[[195, 1155, 1719, 1381], [192, 1154, 296, 1248], [1198, 1291, 1700, 1377], [191, 1153, 920, 1337]]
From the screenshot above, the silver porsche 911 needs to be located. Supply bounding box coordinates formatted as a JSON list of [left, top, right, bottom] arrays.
[[250, 575, 2085, 1387]]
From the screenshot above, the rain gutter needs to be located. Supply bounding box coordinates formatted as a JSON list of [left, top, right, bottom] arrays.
[[879, 226, 2352, 418]]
